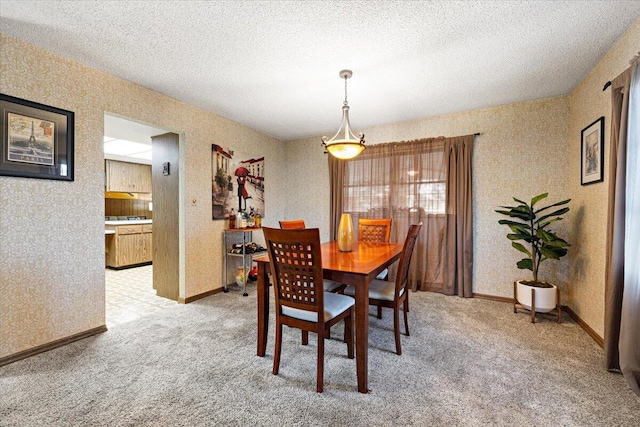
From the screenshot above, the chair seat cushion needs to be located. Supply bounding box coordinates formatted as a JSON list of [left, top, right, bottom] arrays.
[[282, 292, 355, 323], [376, 268, 389, 280], [323, 279, 343, 293], [343, 279, 405, 301]]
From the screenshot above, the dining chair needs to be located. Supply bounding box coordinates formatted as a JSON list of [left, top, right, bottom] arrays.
[[279, 219, 306, 229], [358, 218, 392, 243], [358, 218, 393, 314], [262, 227, 355, 392], [278, 219, 342, 293], [344, 222, 422, 355]]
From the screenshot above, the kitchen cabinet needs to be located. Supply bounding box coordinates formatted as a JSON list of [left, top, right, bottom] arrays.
[[105, 221, 153, 268], [105, 159, 152, 193]]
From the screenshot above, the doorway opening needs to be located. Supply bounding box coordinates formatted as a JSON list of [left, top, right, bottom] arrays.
[[105, 265, 176, 328], [103, 113, 177, 327]]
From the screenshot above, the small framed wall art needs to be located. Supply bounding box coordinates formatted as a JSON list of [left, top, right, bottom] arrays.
[[580, 116, 604, 186], [0, 93, 74, 181]]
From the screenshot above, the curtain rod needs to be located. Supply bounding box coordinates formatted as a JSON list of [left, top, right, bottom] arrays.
[[603, 52, 639, 91], [474, 132, 481, 136]]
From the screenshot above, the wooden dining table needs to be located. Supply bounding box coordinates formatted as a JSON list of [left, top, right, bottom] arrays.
[[254, 240, 403, 393]]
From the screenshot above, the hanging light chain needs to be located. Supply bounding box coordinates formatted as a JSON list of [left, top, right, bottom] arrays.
[[344, 75, 349, 106]]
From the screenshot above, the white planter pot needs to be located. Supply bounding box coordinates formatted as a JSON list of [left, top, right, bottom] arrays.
[[516, 280, 558, 313]]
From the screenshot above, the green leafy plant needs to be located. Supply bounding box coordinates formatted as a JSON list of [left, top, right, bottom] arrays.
[[496, 193, 570, 285]]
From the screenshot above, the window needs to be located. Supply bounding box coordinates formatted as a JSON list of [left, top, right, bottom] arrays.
[[343, 144, 446, 218], [331, 135, 474, 295]]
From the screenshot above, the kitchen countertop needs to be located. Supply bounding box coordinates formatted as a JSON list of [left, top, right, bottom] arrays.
[[105, 219, 153, 226]]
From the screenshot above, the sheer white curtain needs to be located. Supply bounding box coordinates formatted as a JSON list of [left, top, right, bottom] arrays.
[[620, 57, 640, 395]]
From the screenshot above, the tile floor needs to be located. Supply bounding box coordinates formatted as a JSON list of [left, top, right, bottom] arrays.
[[105, 265, 177, 328]]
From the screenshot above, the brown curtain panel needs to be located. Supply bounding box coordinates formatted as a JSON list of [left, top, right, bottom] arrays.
[[336, 135, 473, 296], [604, 65, 633, 372], [328, 155, 346, 240], [444, 136, 474, 297], [605, 55, 640, 396]]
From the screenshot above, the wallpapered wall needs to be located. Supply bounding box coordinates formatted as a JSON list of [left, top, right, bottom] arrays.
[[567, 19, 640, 338], [0, 34, 286, 358], [1, 18, 637, 360], [284, 18, 640, 339], [284, 97, 571, 300]]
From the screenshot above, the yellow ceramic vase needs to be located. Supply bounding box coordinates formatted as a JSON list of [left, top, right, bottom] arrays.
[[337, 213, 354, 252], [236, 266, 246, 285]]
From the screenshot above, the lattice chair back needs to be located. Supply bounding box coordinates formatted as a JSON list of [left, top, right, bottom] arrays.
[[394, 223, 422, 297], [263, 227, 324, 317], [358, 218, 392, 243]]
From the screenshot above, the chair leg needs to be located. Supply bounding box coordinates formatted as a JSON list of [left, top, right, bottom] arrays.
[[316, 332, 324, 393], [394, 305, 402, 356], [345, 308, 354, 359], [302, 330, 309, 345], [273, 323, 283, 375], [377, 305, 383, 319], [403, 297, 410, 336]]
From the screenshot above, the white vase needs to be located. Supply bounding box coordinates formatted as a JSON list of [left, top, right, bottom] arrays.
[[516, 280, 558, 313], [337, 214, 354, 252]]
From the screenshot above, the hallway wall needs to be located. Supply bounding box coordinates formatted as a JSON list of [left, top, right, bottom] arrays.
[[0, 34, 286, 359]]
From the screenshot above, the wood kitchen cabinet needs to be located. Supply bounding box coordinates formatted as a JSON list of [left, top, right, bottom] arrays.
[[105, 160, 152, 193], [105, 222, 153, 268]]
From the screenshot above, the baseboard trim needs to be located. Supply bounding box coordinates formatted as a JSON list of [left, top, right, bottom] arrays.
[[472, 293, 514, 303], [179, 287, 223, 304], [0, 325, 108, 367], [472, 292, 603, 348], [563, 306, 604, 348]]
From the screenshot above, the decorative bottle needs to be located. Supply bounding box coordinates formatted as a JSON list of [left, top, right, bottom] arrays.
[[249, 207, 255, 228], [236, 211, 243, 229], [241, 211, 248, 228], [229, 208, 236, 229], [337, 213, 354, 252]]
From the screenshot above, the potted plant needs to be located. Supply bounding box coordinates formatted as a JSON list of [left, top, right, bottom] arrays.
[[496, 193, 570, 316]]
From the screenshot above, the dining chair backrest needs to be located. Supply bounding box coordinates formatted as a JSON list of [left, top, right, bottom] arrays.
[[263, 227, 324, 316], [279, 219, 306, 230], [358, 218, 392, 243], [394, 223, 422, 297]]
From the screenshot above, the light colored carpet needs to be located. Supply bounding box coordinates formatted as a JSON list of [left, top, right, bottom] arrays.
[[1, 285, 638, 426]]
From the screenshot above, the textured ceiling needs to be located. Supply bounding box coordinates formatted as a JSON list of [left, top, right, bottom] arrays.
[[1, 1, 639, 141]]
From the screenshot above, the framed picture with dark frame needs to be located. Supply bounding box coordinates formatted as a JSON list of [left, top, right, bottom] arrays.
[[580, 116, 604, 186], [0, 93, 74, 181]]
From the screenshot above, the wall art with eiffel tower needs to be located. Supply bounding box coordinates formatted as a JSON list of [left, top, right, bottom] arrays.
[[0, 93, 74, 181]]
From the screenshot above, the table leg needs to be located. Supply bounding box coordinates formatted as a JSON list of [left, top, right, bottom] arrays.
[[257, 262, 269, 357], [354, 276, 369, 393]]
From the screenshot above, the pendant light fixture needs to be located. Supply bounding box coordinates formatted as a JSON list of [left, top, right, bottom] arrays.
[[321, 69, 365, 160]]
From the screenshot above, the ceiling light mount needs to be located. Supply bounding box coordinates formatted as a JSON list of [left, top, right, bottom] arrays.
[[321, 69, 365, 160], [339, 69, 353, 80]]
